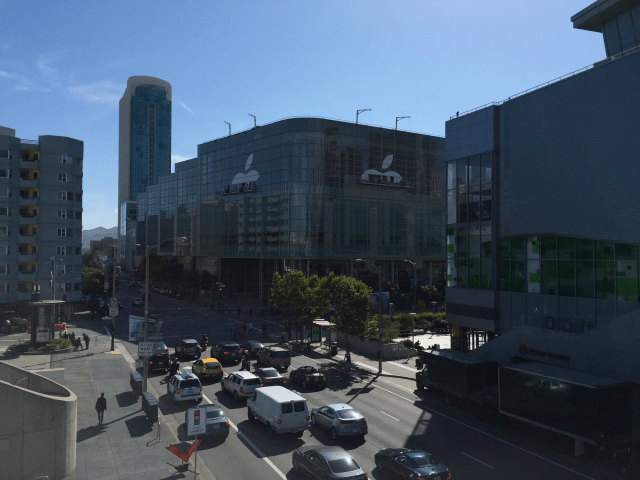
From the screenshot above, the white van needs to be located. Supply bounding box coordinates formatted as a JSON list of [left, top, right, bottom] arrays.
[[247, 386, 309, 436]]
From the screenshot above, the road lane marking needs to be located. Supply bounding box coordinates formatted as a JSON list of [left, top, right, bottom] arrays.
[[202, 393, 287, 480], [461, 451, 494, 469], [380, 411, 400, 422]]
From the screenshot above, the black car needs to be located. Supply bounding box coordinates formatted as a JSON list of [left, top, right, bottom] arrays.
[[175, 339, 202, 359], [374, 448, 451, 479], [210, 342, 243, 364], [148, 342, 172, 373], [253, 367, 286, 387], [241, 341, 264, 358], [290, 366, 326, 389], [292, 446, 367, 480]]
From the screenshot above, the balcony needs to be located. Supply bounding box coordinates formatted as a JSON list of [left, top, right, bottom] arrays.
[[18, 178, 38, 188], [18, 234, 37, 243], [19, 213, 37, 221], [19, 196, 38, 207], [18, 271, 37, 280], [18, 253, 36, 262], [19, 159, 38, 169]]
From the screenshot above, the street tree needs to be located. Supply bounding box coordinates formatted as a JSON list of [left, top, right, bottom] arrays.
[[81, 267, 104, 298], [319, 273, 371, 338]]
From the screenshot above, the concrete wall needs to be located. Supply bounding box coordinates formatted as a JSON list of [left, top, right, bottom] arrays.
[[0, 360, 77, 480], [336, 334, 417, 361]]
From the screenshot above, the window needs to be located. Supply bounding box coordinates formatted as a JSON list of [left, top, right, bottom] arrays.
[[0, 150, 9, 159], [58, 173, 68, 182], [0, 169, 11, 178], [0, 226, 8, 236], [75, 211, 82, 220], [67, 228, 73, 237], [59, 265, 66, 274], [281, 403, 293, 414], [0, 245, 7, 255], [0, 265, 7, 274], [73, 283, 80, 291], [57, 209, 67, 219], [57, 191, 67, 200], [75, 247, 81, 255], [0, 188, 9, 197], [57, 246, 66, 255], [0, 207, 10, 216], [58, 154, 73, 164], [75, 192, 82, 201], [0, 284, 7, 293], [57, 228, 66, 237]]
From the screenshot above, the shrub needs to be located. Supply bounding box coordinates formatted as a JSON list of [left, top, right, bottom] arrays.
[[7, 338, 72, 353]]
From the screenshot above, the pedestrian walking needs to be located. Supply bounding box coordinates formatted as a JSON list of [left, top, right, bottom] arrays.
[[95, 393, 107, 425], [83, 333, 90, 350]]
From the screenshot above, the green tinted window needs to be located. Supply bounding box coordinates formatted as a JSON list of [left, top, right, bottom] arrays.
[[558, 261, 575, 297], [511, 238, 525, 259], [595, 241, 614, 260], [576, 261, 594, 298], [558, 237, 575, 260], [499, 238, 510, 259], [541, 236, 557, 259], [499, 260, 510, 291], [595, 261, 615, 300], [511, 261, 525, 292], [576, 239, 593, 260], [542, 261, 557, 295]]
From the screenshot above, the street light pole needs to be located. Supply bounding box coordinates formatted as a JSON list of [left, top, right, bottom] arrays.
[[143, 245, 150, 392], [395, 116, 410, 130], [356, 109, 371, 125], [111, 246, 117, 351]]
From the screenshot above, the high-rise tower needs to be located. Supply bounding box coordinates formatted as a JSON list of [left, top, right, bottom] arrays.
[[118, 76, 171, 269]]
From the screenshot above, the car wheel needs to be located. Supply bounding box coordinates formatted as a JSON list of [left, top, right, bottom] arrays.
[[234, 391, 239, 401], [310, 414, 316, 425], [302, 380, 307, 389], [416, 380, 424, 391], [331, 427, 338, 440], [248, 409, 255, 421]]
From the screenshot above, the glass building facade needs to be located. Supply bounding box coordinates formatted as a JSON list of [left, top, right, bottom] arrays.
[[138, 117, 446, 295]]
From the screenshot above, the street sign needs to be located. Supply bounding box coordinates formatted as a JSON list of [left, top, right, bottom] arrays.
[[187, 407, 206, 435], [138, 342, 154, 356], [109, 306, 119, 317]]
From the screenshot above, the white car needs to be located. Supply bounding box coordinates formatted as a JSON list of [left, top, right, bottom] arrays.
[[311, 403, 367, 439], [167, 371, 202, 404], [247, 386, 309, 436], [220, 371, 261, 400]]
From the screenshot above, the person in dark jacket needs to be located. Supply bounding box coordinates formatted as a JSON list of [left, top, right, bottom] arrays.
[[83, 333, 90, 350], [95, 393, 106, 425], [73, 336, 82, 351]]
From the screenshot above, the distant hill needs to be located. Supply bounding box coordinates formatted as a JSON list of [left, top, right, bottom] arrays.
[[82, 226, 118, 251]]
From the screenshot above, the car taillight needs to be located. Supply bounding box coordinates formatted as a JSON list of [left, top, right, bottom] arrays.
[[199, 386, 203, 391], [149, 361, 152, 365], [272, 359, 275, 362], [223, 351, 229, 355], [240, 387, 244, 393], [277, 419, 282, 424], [306, 416, 310, 420], [165, 350, 169, 354], [306, 377, 310, 381], [289, 358, 291, 362], [168, 359, 172, 364], [176, 389, 180, 393], [446, 475, 451, 480], [238, 350, 242, 354], [225, 420, 229, 426]]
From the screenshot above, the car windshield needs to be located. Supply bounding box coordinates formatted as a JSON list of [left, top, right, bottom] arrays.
[[180, 379, 201, 389], [336, 409, 359, 419], [205, 362, 220, 369], [224, 343, 240, 349], [185, 341, 198, 346], [327, 457, 360, 474], [153, 344, 167, 352], [260, 369, 279, 378], [206, 410, 224, 419], [408, 454, 435, 468], [270, 350, 289, 358], [243, 378, 261, 386]]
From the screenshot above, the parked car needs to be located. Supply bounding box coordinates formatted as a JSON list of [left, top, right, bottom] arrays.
[[247, 386, 309, 436], [211, 341, 243, 364], [256, 346, 291, 371], [148, 342, 171, 372], [192, 357, 223, 382], [220, 371, 262, 401], [374, 448, 451, 480], [184, 404, 229, 439], [132, 298, 144, 307], [253, 367, 286, 387], [311, 404, 367, 440], [241, 340, 264, 358], [292, 446, 367, 480], [167, 371, 202, 404], [290, 366, 326, 390], [175, 339, 202, 359]]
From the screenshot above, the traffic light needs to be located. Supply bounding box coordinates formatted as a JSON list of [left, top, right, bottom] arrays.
[[194, 409, 200, 426]]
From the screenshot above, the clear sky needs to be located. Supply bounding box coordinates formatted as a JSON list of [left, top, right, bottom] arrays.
[[0, 0, 603, 230]]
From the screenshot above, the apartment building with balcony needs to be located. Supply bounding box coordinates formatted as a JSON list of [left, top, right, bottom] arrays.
[[0, 127, 83, 303]]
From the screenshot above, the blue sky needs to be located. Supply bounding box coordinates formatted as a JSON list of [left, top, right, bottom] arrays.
[[0, 0, 603, 230]]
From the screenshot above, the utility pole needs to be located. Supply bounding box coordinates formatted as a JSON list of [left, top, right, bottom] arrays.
[[110, 246, 117, 351], [395, 116, 410, 130], [356, 109, 371, 125], [143, 245, 150, 392]]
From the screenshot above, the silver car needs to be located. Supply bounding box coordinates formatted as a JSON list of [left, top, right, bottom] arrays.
[[310, 403, 368, 439]]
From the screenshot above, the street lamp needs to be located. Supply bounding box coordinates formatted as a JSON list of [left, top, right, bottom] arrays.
[[356, 109, 371, 124], [404, 259, 417, 345], [137, 236, 187, 392], [395, 116, 410, 130], [356, 258, 383, 374]]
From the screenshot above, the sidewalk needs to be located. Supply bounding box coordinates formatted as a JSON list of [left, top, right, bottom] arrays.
[[2, 323, 215, 480]]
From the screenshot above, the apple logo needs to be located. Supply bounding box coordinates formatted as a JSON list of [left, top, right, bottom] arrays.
[[361, 154, 402, 183], [232, 154, 260, 185]]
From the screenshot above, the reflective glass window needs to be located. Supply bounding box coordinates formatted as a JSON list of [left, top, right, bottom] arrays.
[[595, 261, 615, 300], [576, 239, 593, 260], [511, 237, 525, 259], [542, 260, 557, 295], [576, 261, 594, 298], [558, 237, 575, 260], [541, 236, 557, 259], [511, 261, 525, 293], [499, 260, 510, 291], [558, 260, 575, 296]]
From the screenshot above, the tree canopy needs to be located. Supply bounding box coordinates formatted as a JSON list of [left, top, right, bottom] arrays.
[[81, 267, 104, 298]]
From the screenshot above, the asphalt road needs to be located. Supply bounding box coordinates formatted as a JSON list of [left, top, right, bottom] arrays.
[[107, 283, 610, 480]]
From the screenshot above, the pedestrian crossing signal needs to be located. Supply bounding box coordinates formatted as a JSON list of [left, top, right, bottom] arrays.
[[194, 409, 200, 425]]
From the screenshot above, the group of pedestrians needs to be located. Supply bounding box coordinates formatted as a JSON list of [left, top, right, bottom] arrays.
[[59, 330, 91, 351]]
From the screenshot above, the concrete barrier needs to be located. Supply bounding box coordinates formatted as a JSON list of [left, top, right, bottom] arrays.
[[0, 360, 77, 480], [336, 334, 417, 361]]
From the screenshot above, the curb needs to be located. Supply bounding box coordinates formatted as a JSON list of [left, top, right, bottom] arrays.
[[8, 346, 74, 356]]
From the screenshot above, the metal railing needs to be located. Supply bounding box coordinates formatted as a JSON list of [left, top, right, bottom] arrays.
[[203, 115, 443, 145], [451, 44, 640, 120]]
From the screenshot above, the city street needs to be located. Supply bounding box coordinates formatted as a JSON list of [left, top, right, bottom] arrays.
[[109, 283, 608, 480]]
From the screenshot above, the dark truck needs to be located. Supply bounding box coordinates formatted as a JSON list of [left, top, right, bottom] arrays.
[[415, 349, 498, 405], [499, 362, 632, 447]]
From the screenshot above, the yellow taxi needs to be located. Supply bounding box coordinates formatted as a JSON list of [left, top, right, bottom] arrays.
[[192, 357, 223, 382]]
